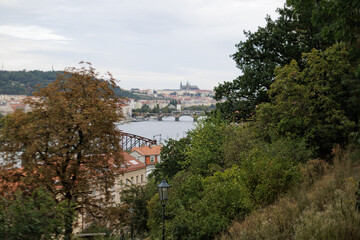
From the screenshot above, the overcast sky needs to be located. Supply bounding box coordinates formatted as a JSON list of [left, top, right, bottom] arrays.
[[0, 0, 285, 90]]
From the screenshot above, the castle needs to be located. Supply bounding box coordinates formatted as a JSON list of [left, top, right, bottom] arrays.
[[180, 81, 199, 90]]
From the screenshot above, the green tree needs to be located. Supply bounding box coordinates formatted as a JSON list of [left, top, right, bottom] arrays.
[[214, 6, 317, 121], [287, 0, 360, 46], [0, 63, 124, 239], [256, 43, 355, 157], [214, 0, 360, 122], [147, 172, 204, 240], [185, 112, 228, 176], [150, 136, 191, 182], [0, 188, 74, 240]]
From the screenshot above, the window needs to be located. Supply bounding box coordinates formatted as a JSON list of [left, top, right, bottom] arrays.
[[150, 156, 155, 163], [136, 176, 138, 184], [119, 180, 123, 188], [131, 176, 134, 183], [141, 175, 143, 183]]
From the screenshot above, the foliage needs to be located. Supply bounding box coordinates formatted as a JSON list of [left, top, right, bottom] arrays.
[[0, 70, 139, 99], [0, 113, 4, 129], [0, 188, 74, 240], [287, 0, 360, 46], [0, 63, 124, 239], [185, 111, 228, 176], [0, 70, 60, 95], [238, 141, 301, 205], [214, 6, 316, 121], [214, 0, 360, 122], [121, 182, 156, 237], [147, 123, 303, 239], [223, 123, 312, 168], [256, 43, 355, 157], [105, 180, 158, 239], [183, 104, 216, 112], [147, 172, 204, 240], [132, 104, 152, 113], [219, 147, 360, 240], [151, 136, 191, 182], [169, 99, 177, 107]]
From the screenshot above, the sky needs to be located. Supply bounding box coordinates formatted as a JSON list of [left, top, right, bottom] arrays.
[[0, 0, 285, 90]]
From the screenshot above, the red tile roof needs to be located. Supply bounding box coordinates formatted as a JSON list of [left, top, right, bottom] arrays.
[[121, 152, 146, 172], [9, 102, 26, 111], [131, 145, 161, 156]]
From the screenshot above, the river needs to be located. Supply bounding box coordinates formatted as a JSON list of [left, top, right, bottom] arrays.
[[116, 116, 197, 144], [0, 117, 197, 166]]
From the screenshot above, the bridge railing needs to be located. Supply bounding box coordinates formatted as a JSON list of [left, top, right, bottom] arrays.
[[120, 132, 157, 152]]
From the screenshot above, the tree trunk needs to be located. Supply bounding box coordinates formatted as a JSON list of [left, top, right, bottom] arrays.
[[64, 197, 75, 240]]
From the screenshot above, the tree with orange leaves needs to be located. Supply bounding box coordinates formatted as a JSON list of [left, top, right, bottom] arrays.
[[0, 62, 124, 239]]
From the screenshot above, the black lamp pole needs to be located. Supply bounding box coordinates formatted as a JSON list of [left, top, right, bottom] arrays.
[[162, 203, 165, 240], [157, 179, 171, 240], [130, 207, 134, 240]]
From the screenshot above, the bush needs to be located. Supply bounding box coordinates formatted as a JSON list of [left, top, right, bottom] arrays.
[[0, 188, 71, 240], [239, 140, 302, 205], [218, 147, 360, 240]]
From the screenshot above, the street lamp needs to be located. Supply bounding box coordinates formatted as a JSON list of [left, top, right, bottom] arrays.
[[157, 179, 171, 240]]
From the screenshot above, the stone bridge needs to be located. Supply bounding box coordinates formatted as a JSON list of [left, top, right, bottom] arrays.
[[150, 111, 205, 121]]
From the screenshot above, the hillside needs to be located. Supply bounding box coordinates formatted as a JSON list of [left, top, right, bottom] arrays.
[[218, 146, 360, 240], [0, 70, 145, 100]]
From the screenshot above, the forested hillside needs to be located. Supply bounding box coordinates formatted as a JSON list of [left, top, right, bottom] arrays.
[[0, 70, 60, 95], [0, 70, 141, 99]]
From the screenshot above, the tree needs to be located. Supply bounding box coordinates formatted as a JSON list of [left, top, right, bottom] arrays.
[[256, 43, 355, 157], [0, 113, 4, 129], [0, 188, 74, 240], [287, 0, 360, 46], [0, 63, 124, 239], [214, 0, 360, 122], [150, 136, 191, 182], [214, 6, 316, 121], [185, 111, 228, 176]]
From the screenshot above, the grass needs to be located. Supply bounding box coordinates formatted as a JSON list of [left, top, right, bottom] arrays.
[[218, 145, 360, 240]]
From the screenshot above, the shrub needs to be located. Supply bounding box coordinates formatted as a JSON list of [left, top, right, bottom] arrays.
[[219, 147, 360, 240]]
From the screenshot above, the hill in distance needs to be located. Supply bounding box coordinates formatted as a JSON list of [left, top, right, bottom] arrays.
[[0, 70, 153, 100]]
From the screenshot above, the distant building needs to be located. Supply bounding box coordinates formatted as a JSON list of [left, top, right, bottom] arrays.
[[180, 81, 199, 90]]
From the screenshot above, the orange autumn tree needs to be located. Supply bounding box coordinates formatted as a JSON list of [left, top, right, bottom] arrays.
[[0, 62, 124, 239]]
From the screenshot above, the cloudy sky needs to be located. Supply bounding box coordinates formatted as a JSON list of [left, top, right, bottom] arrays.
[[0, 0, 285, 90]]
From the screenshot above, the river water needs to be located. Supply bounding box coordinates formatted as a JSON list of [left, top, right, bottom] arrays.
[[117, 116, 197, 144]]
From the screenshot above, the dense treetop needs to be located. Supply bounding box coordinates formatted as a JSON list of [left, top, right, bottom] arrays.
[[214, 0, 360, 122]]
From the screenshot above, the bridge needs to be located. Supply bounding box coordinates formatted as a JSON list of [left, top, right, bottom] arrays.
[[120, 132, 157, 152], [143, 110, 205, 121]]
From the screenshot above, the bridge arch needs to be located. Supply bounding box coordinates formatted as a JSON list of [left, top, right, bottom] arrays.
[[155, 111, 204, 121]]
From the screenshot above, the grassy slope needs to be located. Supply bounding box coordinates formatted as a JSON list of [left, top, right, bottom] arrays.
[[218, 145, 360, 240]]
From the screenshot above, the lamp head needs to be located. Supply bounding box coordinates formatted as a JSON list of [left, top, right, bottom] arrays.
[[157, 179, 171, 202]]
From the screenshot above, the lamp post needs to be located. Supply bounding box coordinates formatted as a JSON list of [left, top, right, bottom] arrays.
[[157, 179, 171, 240], [129, 207, 134, 240]]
